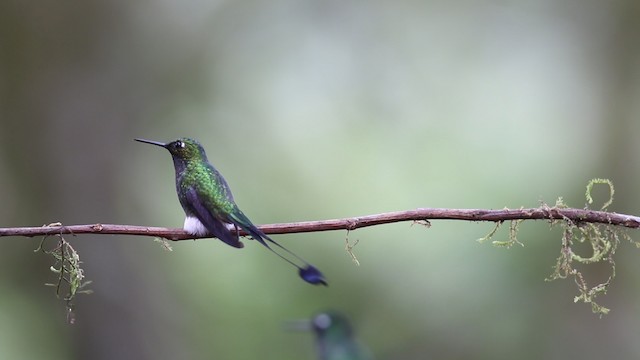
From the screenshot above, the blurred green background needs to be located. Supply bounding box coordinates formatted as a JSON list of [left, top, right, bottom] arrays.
[[2, 1, 640, 359]]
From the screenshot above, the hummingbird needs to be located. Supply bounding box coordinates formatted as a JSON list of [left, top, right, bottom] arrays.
[[135, 137, 327, 286], [307, 311, 372, 360]]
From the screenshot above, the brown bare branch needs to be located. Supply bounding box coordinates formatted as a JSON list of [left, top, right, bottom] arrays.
[[1, 207, 639, 241]]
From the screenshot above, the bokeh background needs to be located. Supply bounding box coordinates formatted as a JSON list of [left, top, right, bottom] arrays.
[[2, 1, 640, 359]]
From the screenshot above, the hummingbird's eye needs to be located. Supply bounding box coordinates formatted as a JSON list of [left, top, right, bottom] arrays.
[[174, 141, 185, 149]]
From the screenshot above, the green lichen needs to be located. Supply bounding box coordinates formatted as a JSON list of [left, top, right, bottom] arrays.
[[544, 178, 638, 316], [477, 221, 503, 244], [154, 237, 174, 251], [35, 223, 92, 324], [477, 212, 524, 248], [345, 229, 361, 266], [478, 179, 637, 316]]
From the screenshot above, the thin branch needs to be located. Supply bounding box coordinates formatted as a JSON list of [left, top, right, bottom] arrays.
[[1, 207, 639, 240]]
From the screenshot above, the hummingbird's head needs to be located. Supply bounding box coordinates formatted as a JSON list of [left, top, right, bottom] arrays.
[[135, 137, 207, 162], [312, 311, 354, 339]]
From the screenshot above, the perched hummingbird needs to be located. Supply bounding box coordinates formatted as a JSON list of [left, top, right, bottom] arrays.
[[135, 137, 327, 286], [308, 311, 372, 360]]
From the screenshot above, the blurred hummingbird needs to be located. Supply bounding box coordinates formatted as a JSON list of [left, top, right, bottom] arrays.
[[310, 311, 372, 360], [135, 137, 327, 286]]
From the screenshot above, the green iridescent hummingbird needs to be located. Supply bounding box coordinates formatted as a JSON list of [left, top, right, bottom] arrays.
[[135, 137, 327, 286], [310, 311, 372, 360]]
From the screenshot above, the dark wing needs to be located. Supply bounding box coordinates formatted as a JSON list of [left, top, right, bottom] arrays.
[[185, 187, 244, 248]]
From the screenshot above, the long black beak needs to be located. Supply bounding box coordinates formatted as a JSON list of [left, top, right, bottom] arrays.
[[283, 319, 312, 332], [135, 138, 167, 148]]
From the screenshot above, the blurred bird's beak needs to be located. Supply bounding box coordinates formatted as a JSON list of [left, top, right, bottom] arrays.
[[284, 319, 312, 332]]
